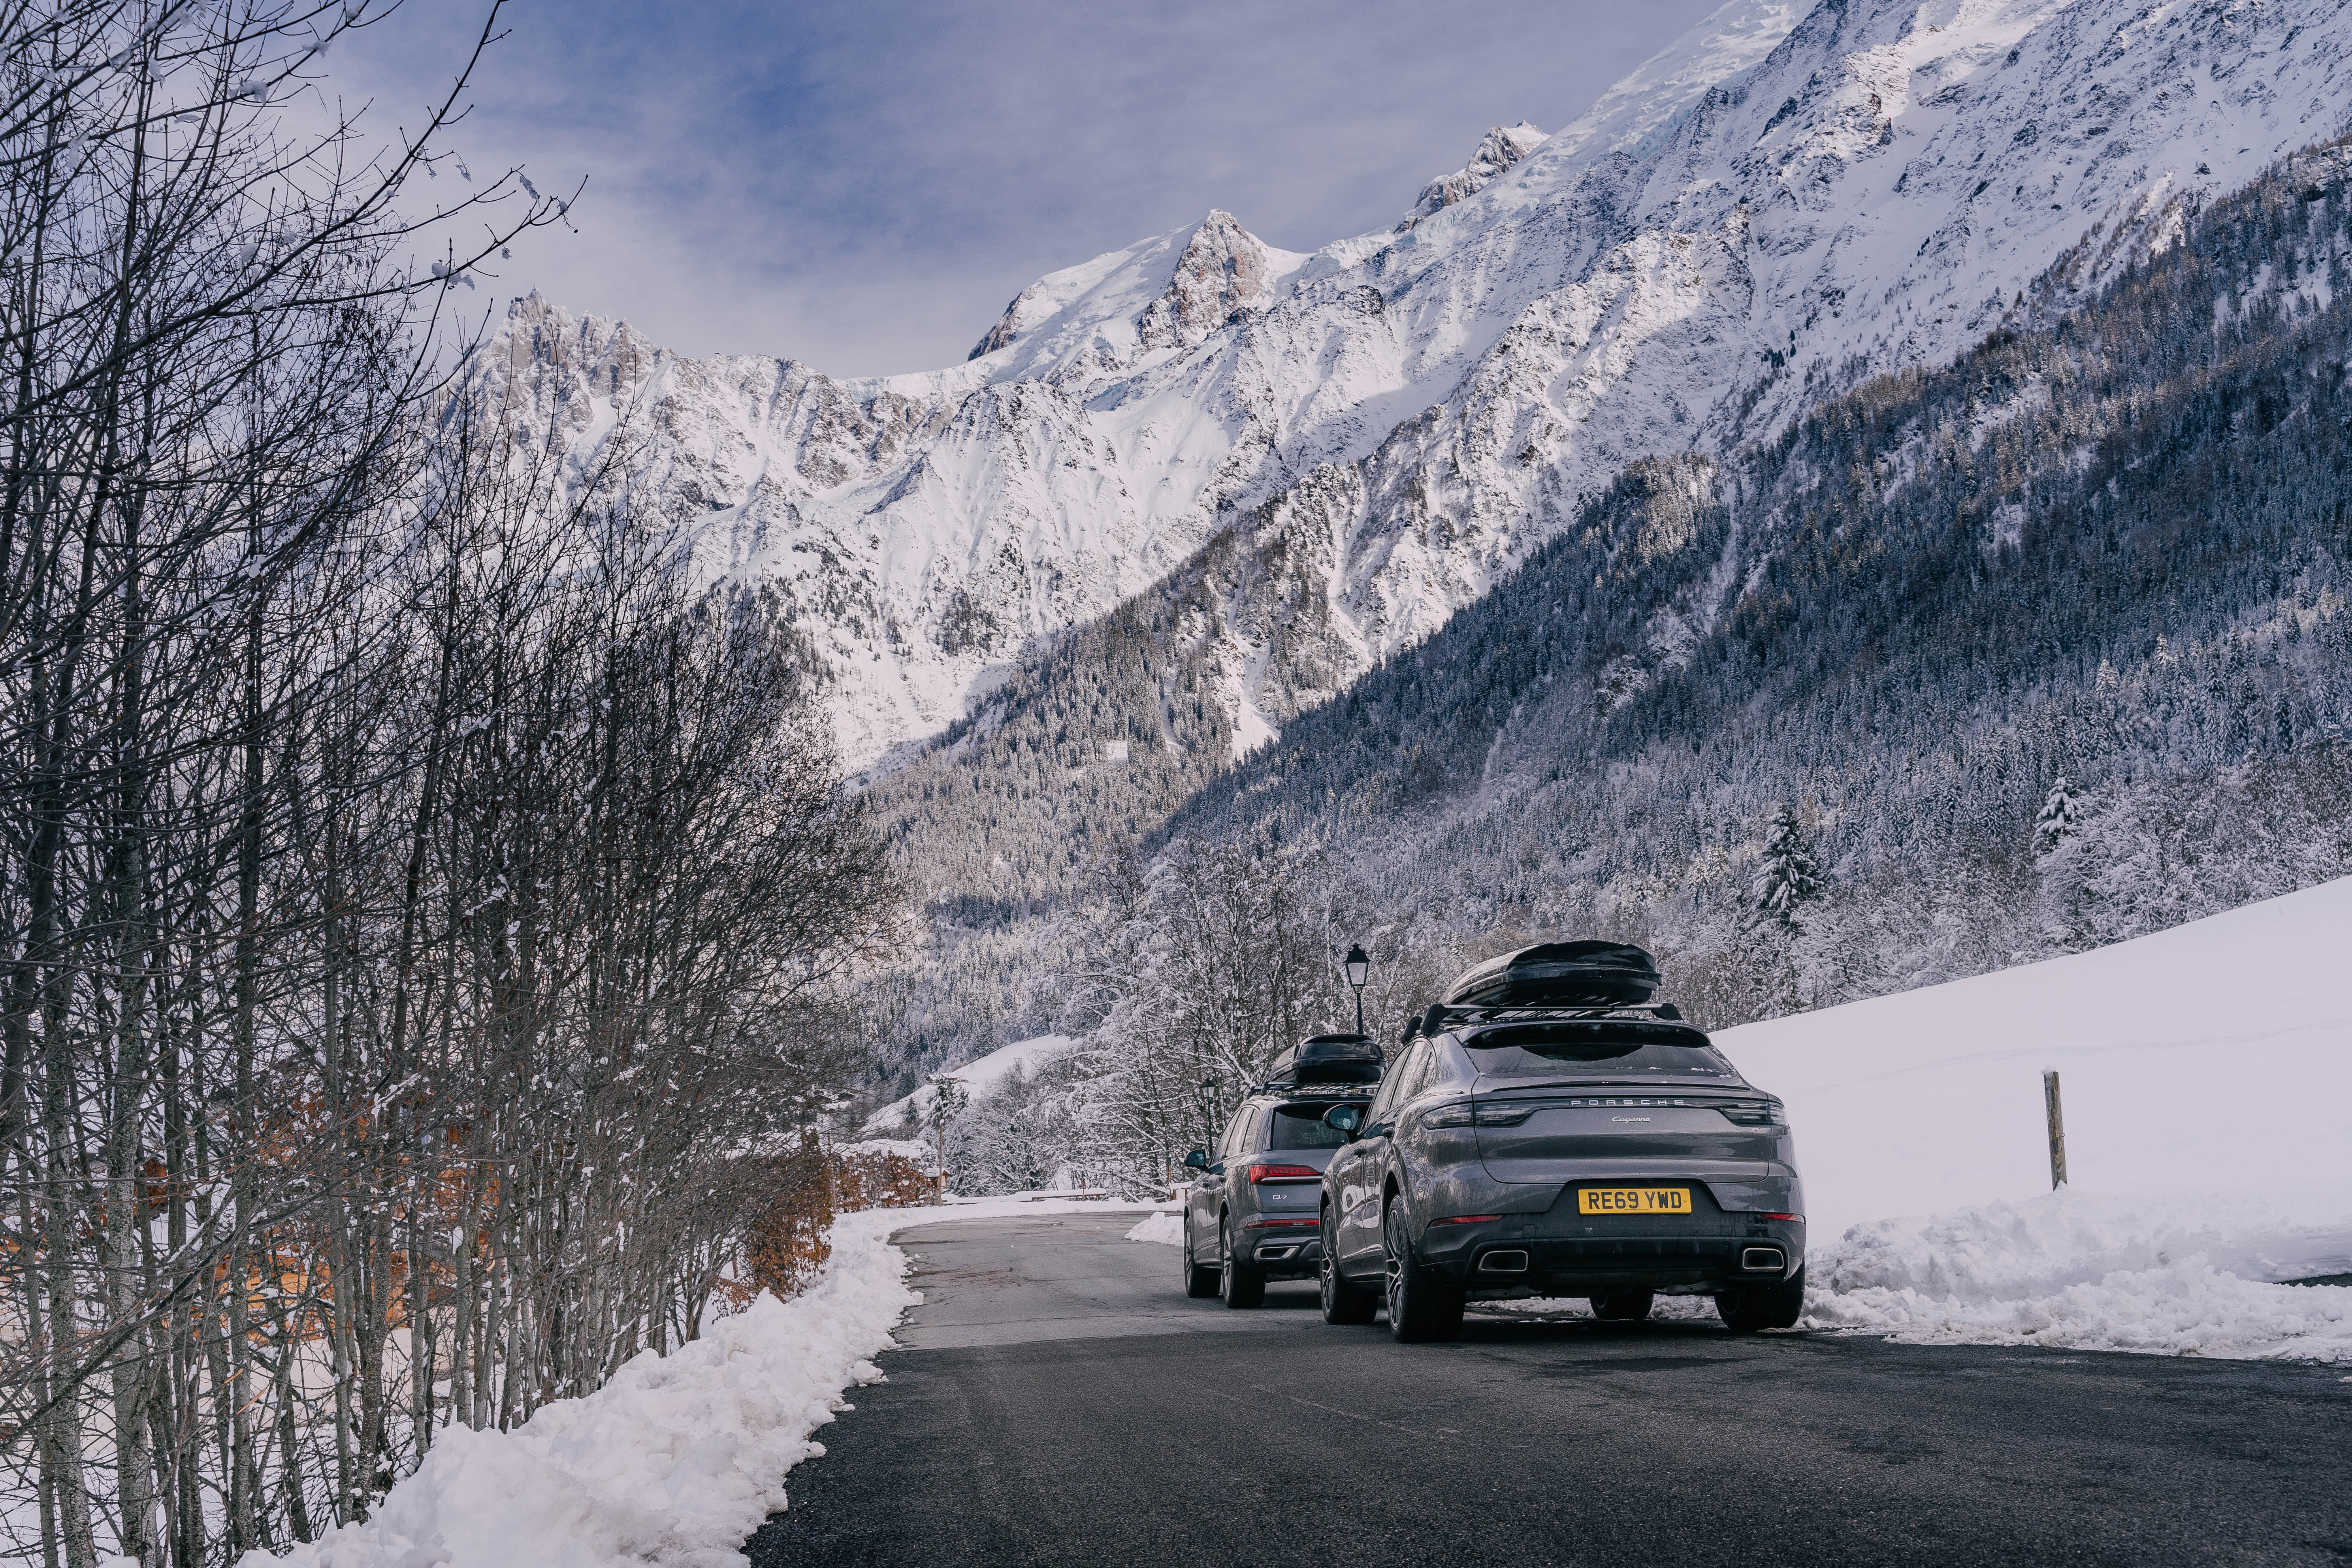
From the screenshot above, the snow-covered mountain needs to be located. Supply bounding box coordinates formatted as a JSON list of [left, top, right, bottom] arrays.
[[476, 0, 2352, 770]]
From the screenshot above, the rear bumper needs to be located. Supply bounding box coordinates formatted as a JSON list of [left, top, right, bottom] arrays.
[[1417, 1203, 1806, 1291], [1242, 1223, 1325, 1278]]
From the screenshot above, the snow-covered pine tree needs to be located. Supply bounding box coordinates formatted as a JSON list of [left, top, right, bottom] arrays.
[[1754, 805, 1821, 928], [2034, 776, 2080, 859]]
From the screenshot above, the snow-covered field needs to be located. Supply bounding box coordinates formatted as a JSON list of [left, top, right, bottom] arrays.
[[1727, 875, 2352, 1361], [236, 1197, 1149, 1568], [1723, 877, 2352, 1242], [861, 1033, 1078, 1137], [1629, 883, 2352, 1360]]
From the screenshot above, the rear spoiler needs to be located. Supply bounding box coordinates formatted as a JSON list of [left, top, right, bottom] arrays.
[[1401, 1000, 1683, 1045]]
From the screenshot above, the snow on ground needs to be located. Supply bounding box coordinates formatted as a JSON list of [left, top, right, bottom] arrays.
[[239, 1196, 1149, 1568], [1803, 1190, 2352, 1361], [1124, 1209, 1185, 1246], [1721, 877, 2352, 1244], [861, 1034, 1078, 1137], [1726, 879, 2352, 1359]]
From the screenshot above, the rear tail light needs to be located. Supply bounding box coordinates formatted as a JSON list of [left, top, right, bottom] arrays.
[[1429, 1214, 1503, 1225], [1755, 1212, 1802, 1222], [1422, 1101, 1536, 1129], [1247, 1163, 1320, 1184], [1242, 1215, 1319, 1228], [1717, 1100, 1787, 1127]]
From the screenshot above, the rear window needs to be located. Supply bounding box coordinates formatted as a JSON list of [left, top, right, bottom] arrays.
[[1462, 1022, 1740, 1083], [1268, 1103, 1348, 1149]]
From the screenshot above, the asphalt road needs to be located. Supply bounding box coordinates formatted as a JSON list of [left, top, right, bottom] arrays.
[[745, 1211, 2352, 1568]]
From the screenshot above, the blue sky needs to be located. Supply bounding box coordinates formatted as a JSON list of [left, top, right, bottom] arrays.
[[343, 0, 1720, 376]]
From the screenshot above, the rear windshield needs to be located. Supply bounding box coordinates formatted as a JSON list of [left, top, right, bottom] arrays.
[[1461, 1022, 1741, 1084], [1269, 1104, 1348, 1150]]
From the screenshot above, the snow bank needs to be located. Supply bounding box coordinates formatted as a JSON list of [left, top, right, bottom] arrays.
[[239, 1196, 1145, 1568], [1124, 1209, 1184, 1246], [1482, 1193, 2352, 1362], [1804, 1190, 2352, 1361]]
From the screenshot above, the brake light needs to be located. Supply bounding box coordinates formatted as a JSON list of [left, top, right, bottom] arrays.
[[1717, 1100, 1787, 1127], [1429, 1214, 1504, 1225], [1423, 1101, 1535, 1129], [1756, 1212, 1802, 1222], [1247, 1163, 1320, 1184], [1242, 1216, 1320, 1228]]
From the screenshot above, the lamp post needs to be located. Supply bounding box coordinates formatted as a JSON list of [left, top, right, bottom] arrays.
[[1344, 944, 1370, 1037]]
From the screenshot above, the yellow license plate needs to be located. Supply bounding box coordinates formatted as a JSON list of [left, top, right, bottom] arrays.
[[1578, 1187, 1691, 1216]]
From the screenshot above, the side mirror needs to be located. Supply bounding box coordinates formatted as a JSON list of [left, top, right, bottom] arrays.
[[1182, 1148, 1209, 1170], [1322, 1104, 1364, 1141]]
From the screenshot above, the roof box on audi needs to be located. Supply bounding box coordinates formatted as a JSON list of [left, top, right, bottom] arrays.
[[1267, 1033, 1384, 1087], [1442, 940, 1661, 1008]]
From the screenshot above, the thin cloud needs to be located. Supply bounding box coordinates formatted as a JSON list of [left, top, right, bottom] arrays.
[[339, 0, 1721, 375]]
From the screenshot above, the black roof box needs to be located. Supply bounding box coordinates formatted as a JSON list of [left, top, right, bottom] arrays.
[[1442, 941, 1660, 1008], [1266, 1033, 1384, 1087]]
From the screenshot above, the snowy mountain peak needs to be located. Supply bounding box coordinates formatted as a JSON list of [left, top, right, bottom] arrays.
[[966, 283, 1039, 360], [499, 0, 2352, 772], [960, 210, 1307, 384], [1134, 209, 1299, 350], [1395, 121, 1549, 231]]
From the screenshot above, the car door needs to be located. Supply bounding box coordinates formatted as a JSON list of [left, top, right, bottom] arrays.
[[1376, 1044, 1438, 1229], [1336, 1042, 1427, 1268], [1187, 1113, 1228, 1257], [1201, 1105, 1248, 1259]]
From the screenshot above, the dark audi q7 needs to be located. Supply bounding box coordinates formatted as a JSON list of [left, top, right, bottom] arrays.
[[1317, 941, 1806, 1342], [1180, 1035, 1383, 1307]]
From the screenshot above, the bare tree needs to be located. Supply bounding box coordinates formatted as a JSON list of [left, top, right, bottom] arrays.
[[0, 6, 898, 1563]]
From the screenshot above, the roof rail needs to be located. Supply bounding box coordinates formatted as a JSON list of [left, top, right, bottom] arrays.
[[1401, 999, 1685, 1043]]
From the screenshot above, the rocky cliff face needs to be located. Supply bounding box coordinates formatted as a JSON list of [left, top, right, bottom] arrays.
[[477, 0, 2352, 773], [1394, 121, 1550, 232]]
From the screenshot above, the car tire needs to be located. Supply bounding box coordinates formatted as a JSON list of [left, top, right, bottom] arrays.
[[1591, 1289, 1655, 1321], [1383, 1199, 1463, 1343], [1320, 1208, 1378, 1325], [1220, 1219, 1266, 1308], [1181, 1221, 1220, 1298], [1716, 1265, 1806, 1333]]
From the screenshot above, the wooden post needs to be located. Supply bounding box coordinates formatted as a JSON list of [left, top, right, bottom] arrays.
[[2043, 1070, 2068, 1190]]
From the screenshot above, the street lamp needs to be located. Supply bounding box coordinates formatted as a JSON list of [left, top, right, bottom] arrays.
[[1345, 943, 1370, 1036]]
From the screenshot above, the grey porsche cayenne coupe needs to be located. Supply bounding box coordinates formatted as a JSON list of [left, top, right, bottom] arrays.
[[1317, 944, 1806, 1342]]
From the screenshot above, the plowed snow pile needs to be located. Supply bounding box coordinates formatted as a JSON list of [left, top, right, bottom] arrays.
[[1804, 1192, 2352, 1360], [1718, 875, 2352, 1361]]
